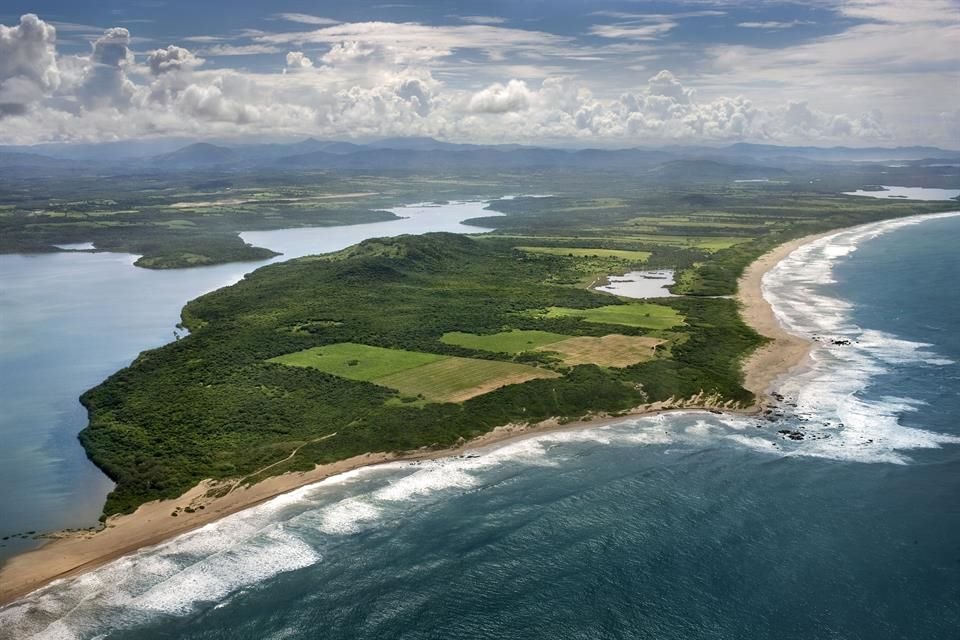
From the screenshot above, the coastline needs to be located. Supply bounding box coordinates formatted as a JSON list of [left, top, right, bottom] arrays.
[[736, 232, 833, 399], [0, 232, 822, 608]]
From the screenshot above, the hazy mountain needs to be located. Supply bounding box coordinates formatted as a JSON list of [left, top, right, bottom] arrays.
[[648, 159, 789, 182], [154, 143, 238, 168], [1, 137, 956, 176]]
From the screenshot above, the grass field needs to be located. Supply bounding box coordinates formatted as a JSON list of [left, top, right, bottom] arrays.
[[517, 247, 652, 261], [271, 342, 558, 403], [620, 235, 751, 251], [540, 334, 663, 367], [543, 303, 684, 329], [269, 343, 444, 381], [441, 329, 569, 353], [377, 357, 559, 403]]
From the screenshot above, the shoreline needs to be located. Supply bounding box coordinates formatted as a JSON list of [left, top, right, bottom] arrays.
[[0, 232, 824, 608], [736, 232, 833, 399]]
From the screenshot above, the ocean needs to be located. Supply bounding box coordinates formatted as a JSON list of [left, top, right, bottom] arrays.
[[2, 210, 960, 639]]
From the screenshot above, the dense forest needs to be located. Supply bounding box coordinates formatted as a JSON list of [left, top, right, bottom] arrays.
[[69, 174, 958, 516]]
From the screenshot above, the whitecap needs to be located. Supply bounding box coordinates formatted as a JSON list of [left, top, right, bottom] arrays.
[[760, 211, 960, 464], [317, 499, 382, 535]]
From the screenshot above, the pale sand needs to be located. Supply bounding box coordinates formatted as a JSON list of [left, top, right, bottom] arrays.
[[0, 232, 828, 606], [737, 232, 833, 399]]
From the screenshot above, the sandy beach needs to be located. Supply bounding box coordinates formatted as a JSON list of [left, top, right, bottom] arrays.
[[0, 232, 823, 607], [736, 233, 832, 398]]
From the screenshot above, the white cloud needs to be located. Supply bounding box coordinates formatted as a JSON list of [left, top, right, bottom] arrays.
[[253, 21, 572, 61], [589, 22, 676, 40], [274, 13, 340, 26], [198, 44, 283, 56], [284, 51, 314, 70], [0, 10, 948, 146], [320, 41, 377, 65], [78, 27, 135, 109], [737, 21, 811, 29], [0, 14, 60, 114], [455, 16, 506, 25], [147, 45, 203, 75], [469, 79, 533, 113]]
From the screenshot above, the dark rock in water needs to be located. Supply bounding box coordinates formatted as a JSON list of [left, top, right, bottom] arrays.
[[709, 409, 722, 415], [831, 339, 852, 346], [778, 429, 805, 441]]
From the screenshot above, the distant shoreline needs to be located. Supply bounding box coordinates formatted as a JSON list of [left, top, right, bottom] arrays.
[[0, 231, 824, 607]]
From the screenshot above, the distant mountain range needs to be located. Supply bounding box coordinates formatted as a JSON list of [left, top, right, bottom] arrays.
[[0, 137, 956, 177]]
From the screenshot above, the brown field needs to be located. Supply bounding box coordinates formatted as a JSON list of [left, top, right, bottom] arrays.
[[538, 334, 663, 367]]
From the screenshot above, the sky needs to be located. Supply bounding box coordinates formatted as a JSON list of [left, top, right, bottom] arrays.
[[0, 0, 957, 147]]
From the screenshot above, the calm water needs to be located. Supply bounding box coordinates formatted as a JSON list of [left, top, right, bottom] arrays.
[[596, 270, 676, 299], [0, 201, 498, 558], [843, 185, 960, 200], [3, 209, 960, 639]]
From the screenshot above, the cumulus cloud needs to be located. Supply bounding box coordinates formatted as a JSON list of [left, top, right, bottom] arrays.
[[320, 41, 376, 65], [0, 14, 912, 145], [92, 27, 133, 67], [777, 101, 885, 139], [177, 80, 259, 124], [77, 27, 135, 108], [284, 51, 314, 70], [0, 14, 59, 114], [147, 45, 203, 75], [469, 79, 532, 113]]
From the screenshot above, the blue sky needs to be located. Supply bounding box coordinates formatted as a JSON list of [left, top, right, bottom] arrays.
[[0, 1, 957, 146]]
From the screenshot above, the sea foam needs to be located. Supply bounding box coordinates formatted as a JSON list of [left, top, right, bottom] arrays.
[[761, 212, 960, 464]]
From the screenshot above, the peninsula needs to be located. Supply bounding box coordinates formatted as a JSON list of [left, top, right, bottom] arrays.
[[1, 181, 957, 605]]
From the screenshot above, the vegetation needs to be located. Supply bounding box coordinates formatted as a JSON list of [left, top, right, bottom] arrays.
[[516, 247, 652, 261], [270, 343, 445, 381], [375, 357, 559, 403], [61, 162, 960, 516], [78, 230, 772, 516], [441, 330, 569, 353], [270, 343, 557, 403], [542, 303, 685, 330], [542, 335, 663, 368]]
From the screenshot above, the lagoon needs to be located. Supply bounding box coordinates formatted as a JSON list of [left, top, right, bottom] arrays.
[[595, 270, 676, 299], [0, 200, 498, 559], [843, 185, 960, 201]]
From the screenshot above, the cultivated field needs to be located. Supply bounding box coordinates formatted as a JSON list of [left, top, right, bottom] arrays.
[[542, 303, 684, 329], [377, 358, 559, 403], [269, 343, 443, 381], [540, 334, 663, 367], [271, 342, 558, 403], [441, 329, 569, 353]]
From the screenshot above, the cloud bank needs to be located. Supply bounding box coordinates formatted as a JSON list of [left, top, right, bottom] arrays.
[[0, 6, 954, 146]]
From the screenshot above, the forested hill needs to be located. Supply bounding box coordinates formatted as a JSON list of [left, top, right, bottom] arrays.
[[79, 232, 764, 516], [76, 183, 960, 517]]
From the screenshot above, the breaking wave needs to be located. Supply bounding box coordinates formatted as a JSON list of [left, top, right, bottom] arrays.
[[761, 212, 960, 464]]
